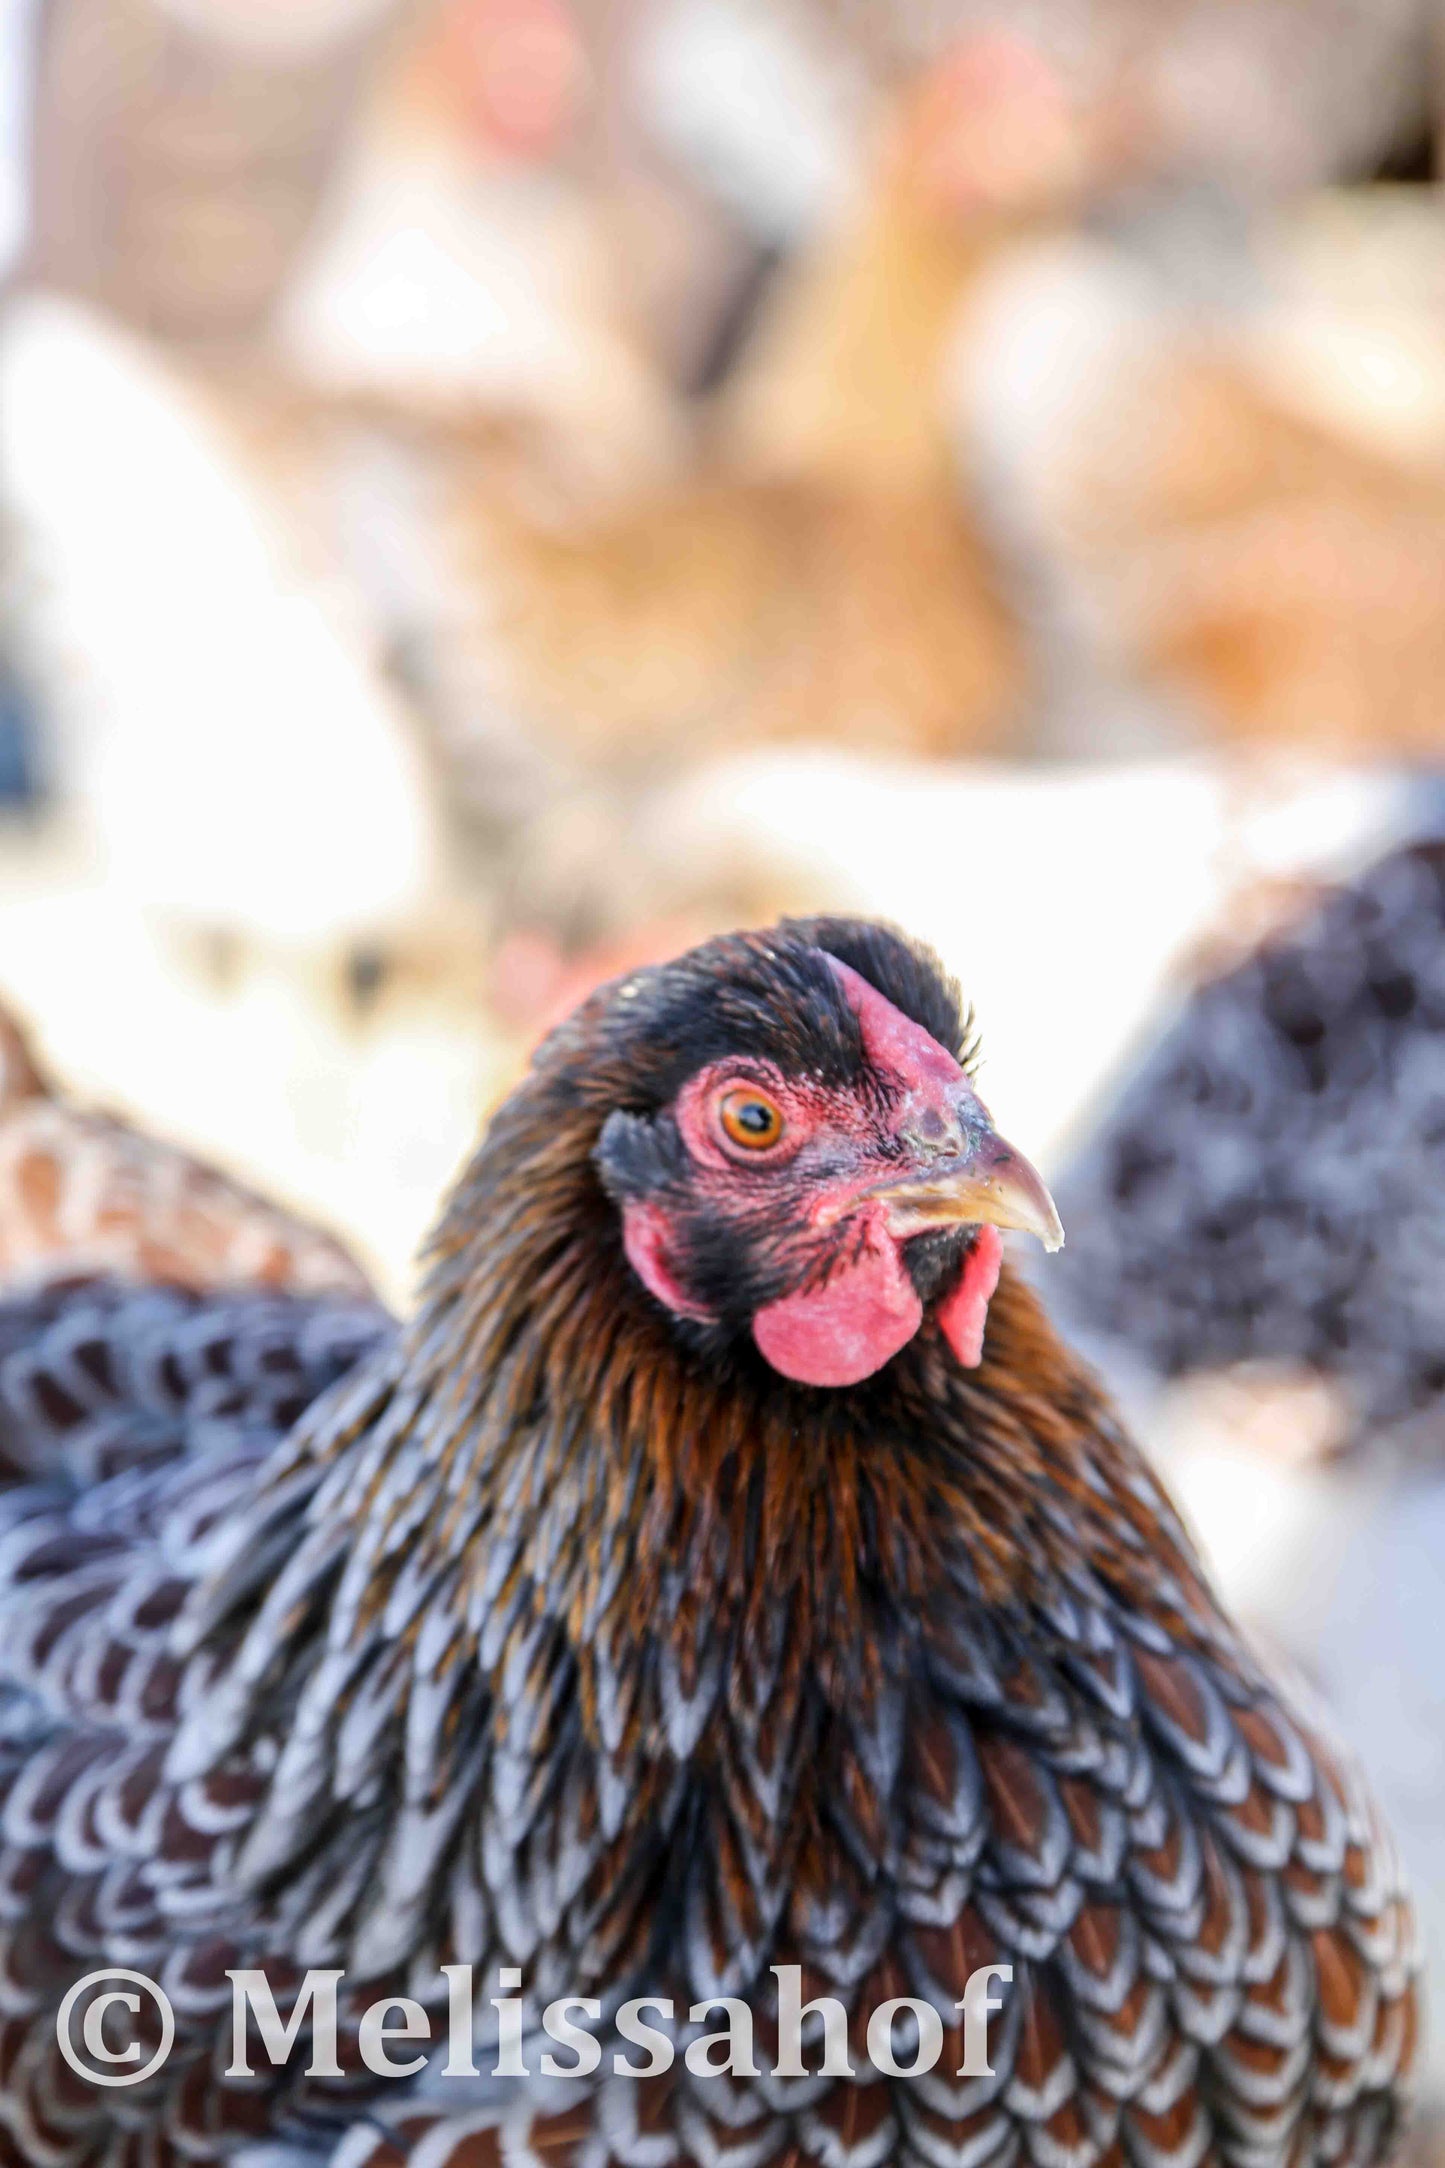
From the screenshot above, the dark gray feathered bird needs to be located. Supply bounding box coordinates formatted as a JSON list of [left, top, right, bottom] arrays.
[[1051, 836, 1445, 1445]]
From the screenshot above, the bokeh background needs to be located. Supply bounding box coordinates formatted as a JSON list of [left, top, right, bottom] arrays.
[[3, 0, 1445, 2133]]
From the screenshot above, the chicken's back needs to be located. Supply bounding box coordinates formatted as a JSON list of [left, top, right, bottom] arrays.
[[0, 1002, 372, 1303]]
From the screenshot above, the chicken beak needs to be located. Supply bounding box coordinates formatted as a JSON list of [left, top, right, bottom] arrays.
[[871, 1126, 1065, 1253]]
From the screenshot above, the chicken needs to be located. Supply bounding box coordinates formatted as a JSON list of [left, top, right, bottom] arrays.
[[407, 44, 1068, 972], [445, 38, 1056, 757], [0, 917, 1416, 2165], [0, 995, 371, 1299], [1049, 834, 1445, 1444], [968, 226, 1445, 763]]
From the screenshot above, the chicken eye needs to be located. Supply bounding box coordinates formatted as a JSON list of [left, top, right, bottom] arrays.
[[719, 1089, 785, 1151]]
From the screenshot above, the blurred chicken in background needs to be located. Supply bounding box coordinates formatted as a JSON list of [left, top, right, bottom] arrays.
[[401, 35, 1093, 1009], [965, 199, 1445, 768], [301, 7, 1445, 1013], [1054, 833, 1445, 1444], [0, 996, 371, 1296]]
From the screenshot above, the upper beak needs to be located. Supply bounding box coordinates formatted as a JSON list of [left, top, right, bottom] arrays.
[[870, 1125, 1065, 1253]]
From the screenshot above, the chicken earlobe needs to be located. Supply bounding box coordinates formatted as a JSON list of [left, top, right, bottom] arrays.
[[620, 1195, 717, 1323]]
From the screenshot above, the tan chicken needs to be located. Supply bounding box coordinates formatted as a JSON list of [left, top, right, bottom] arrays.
[[0, 999, 372, 1298], [1137, 408, 1445, 760], [969, 218, 1445, 763], [443, 40, 1085, 764], [412, 38, 1093, 989], [1071, 355, 1445, 758]]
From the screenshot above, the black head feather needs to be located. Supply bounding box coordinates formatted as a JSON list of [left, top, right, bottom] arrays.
[[536, 917, 970, 1117]]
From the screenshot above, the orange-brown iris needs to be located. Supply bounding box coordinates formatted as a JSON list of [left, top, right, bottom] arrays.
[[719, 1089, 785, 1151]]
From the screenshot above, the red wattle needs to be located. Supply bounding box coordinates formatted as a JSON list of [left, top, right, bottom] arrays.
[[752, 1230, 923, 1387], [936, 1224, 1003, 1367]]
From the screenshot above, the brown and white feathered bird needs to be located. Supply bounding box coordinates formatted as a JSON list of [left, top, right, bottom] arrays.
[[0, 920, 1417, 2166], [0, 998, 370, 1299]]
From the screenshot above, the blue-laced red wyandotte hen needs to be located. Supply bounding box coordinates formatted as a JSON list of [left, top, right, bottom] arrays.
[[0, 920, 1417, 2168]]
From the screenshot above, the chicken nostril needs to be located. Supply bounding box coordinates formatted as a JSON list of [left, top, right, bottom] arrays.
[[900, 1107, 966, 1159]]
